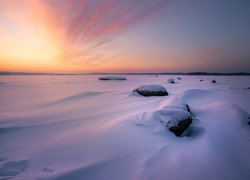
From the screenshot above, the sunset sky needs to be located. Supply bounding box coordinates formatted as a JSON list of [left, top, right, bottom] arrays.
[[0, 0, 249, 73]]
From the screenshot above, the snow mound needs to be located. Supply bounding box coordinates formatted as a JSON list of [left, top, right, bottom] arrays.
[[154, 108, 191, 125], [161, 97, 190, 112], [203, 101, 248, 124], [133, 84, 168, 96], [153, 108, 192, 136], [98, 76, 127, 81], [134, 108, 192, 137], [180, 89, 211, 102]]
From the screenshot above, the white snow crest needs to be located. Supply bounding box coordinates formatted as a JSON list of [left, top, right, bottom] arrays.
[[136, 84, 167, 92]]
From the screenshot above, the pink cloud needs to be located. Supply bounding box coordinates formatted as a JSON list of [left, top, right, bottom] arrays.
[[0, 0, 169, 65]]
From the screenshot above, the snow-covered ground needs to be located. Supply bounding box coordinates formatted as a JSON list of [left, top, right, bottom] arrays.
[[0, 75, 250, 180]]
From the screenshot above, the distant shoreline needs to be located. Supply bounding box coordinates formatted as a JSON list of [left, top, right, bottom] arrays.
[[0, 71, 250, 76]]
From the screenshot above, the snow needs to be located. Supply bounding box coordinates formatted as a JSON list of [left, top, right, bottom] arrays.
[[160, 97, 189, 111], [154, 108, 191, 126], [0, 75, 250, 180], [135, 84, 167, 92]]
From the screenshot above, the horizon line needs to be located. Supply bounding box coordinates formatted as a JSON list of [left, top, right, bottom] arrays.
[[0, 71, 250, 76]]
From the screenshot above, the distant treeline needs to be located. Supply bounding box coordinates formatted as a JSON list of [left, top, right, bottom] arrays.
[[0, 71, 249, 76], [88, 72, 250, 76]]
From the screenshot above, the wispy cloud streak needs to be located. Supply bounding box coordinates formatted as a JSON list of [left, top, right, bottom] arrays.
[[0, 0, 169, 66]]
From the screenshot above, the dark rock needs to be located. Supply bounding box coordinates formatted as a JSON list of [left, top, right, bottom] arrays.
[[211, 80, 216, 83], [168, 78, 175, 84], [177, 77, 182, 80], [168, 117, 192, 137], [133, 84, 168, 97], [156, 109, 192, 137], [99, 76, 127, 81], [200, 79, 203, 82], [186, 104, 191, 113]]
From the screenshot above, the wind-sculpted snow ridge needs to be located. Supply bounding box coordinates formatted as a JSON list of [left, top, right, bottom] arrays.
[[0, 159, 28, 179], [0, 75, 250, 180], [160, 97, 190, 112], [130, 87, 250, 179], [133, 96, 192, 137], [42, 91, 107, 106]]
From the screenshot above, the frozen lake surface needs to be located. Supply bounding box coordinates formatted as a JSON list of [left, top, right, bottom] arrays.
[[0, 75, 250, 180]]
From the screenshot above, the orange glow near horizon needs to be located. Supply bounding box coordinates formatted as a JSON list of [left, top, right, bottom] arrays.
[[2, 1, 248, 73], [0, 0, 170, 73], [1, 0, 82, 72], [0, 0, 64, 72]]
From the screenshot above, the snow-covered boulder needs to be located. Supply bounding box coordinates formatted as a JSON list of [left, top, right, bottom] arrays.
[[168, 117, 192, 136], [133, 84, 168, 96], [99, 76, 127, 81], [168, 78, 175, 84], [162, 98, 190, 112], [154, 108, 192, 136]]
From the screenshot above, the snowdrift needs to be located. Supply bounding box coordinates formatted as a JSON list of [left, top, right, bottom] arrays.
[[0, 75, 250, 180]]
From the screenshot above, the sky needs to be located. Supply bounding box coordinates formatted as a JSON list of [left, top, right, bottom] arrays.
[[0, 0, 249, 73]]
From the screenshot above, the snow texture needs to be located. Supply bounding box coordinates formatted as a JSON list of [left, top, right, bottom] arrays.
[[136, 84, 167, 92], [0, 75, 250, 180], [161, 97, 190, 111]]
